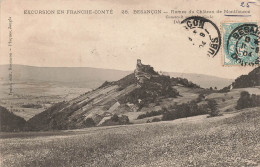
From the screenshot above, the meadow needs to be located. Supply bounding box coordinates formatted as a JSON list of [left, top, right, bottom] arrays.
[[0, 107, 259, 167]]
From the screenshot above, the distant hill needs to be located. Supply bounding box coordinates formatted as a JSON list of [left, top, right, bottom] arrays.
[[0, 64, 233, 89], [221, 66, 260, 91], [166, 72, 233, 89], [0, 106, 26, 132], [0, 65, 131, 88]]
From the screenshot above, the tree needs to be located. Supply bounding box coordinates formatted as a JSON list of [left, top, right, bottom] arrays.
[[162, 101, 207, 121], [197, 93, 205, 102], [207, 99, 219, 117], [236, 91, 251, 110]]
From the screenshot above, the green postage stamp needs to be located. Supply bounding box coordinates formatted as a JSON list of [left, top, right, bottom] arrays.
[[222, 22, 259, 66]]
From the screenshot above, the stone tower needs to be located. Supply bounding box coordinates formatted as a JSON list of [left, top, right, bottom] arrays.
[[137, 59, 142, 67]]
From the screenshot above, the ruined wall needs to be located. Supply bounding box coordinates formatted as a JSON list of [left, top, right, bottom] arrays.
[[134, 59, 158, 84]]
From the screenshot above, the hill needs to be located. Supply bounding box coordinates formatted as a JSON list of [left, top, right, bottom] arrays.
[[0, 106, 26, 132], [27, 60, 204, 130], [232, 66, 260, 88], [0, 64, 233, 89], [221, 66, 260, 91]]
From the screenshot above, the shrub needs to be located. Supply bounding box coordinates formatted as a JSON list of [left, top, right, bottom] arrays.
[[21, 104, 42, 109], [118, 115, 130, 124], [225, 109, 231, 112], [83, 118, 95, 127], [251, 94, 260, 107], [151, 118, 161, 122], [111, 114, 119, 122], [198, 104, 209, 113]]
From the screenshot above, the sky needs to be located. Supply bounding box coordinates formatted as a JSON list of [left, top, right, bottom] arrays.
[[0, 0, 259, 79]]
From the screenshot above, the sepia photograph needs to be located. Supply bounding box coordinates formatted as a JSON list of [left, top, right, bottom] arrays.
[[0, 0, 260, 166]]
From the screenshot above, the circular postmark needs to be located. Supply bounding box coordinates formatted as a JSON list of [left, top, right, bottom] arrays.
[[181, 16, 221, 57], [226, 24, 259, 66]]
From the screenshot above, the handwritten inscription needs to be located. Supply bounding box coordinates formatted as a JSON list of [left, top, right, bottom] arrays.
[[240, 2, 256, 8]]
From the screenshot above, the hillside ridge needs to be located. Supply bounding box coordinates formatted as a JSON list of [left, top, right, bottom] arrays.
[[221, 66, 260, 91], [27, 60, 202, 130]]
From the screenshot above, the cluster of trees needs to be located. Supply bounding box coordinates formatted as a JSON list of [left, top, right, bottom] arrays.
[[101, 114, 130, 126], [137, 110, 164, 119], [119, 75, 179, 107], [161, 98, 221, 121], [171, 77, 200, 88], [232, 67, 260, 88], [135, 92, 222, 122], [236, 91, 260, 110], [162, 101, 209, 121]]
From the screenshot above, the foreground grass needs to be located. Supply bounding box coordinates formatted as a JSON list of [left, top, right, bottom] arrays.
[[0, 107, 260, 167]]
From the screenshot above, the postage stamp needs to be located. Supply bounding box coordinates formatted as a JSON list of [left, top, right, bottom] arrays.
[[181, 16, 221, 58], [222, 22, 259, 66]]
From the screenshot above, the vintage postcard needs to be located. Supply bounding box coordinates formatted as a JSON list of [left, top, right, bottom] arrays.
[[0, 0, 260, 166]]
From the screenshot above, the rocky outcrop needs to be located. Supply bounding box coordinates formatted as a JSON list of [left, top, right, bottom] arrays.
[[134, 59, 158, 84]]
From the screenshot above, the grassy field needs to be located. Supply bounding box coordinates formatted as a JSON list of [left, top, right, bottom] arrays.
[[206, 87, 260, 111], [0, 107, 259, 167]]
